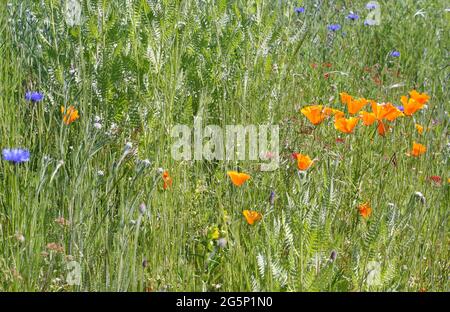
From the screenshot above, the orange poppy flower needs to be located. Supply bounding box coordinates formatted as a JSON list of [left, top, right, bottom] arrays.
[[61, 105, 79, 125], [401, 96, 425, 116], [323, 107, 345, 118], [339, 92, 353, 106], [347, 98, 368, 115], [415, 124, 424, 135], [334, 116, 359, 134], [242, 210, 262, 225], [370, 101, 386, 120], [409, 90, 429, 105], [359, 111, 377, 126], [381, 103, 404, 121], [300, 105, 327, 125], [227, 171, 251, 186], [360, 102, 402, 136], [296, 153, 313, 171], [377, 120, 388, 136], [411, 142, 426, 157], [162, 170, 173, 189], [358, 202, 372, 219]]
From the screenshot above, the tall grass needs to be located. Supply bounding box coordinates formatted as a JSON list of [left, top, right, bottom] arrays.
[[0, 0, 448, 291]]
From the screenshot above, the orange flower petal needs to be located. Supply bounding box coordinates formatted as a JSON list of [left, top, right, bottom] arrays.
[[300, 105, 327, 125], [243, 210, 262, 225], [296, 153, 313, 171], [347, 98, 368, 115], [334, 116, 359, 134], [359, 111, 377, 126], [358, 202, 372, 219], [61, 105, 80, 125], [411, 142, 426, 157], [227, 171, 251, 186], [409, 90, 429, 105]]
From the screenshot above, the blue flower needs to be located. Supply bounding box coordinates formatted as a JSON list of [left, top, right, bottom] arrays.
[[346, 13, 359, 20], [294, 7, 305, 14], [25, 91, 44, 102], [390, 51, 400, 57], [2, 148, 30, 164], [396, 105, 404, 112], [328, 24, 341, 31], [366, 3, 377, 10]]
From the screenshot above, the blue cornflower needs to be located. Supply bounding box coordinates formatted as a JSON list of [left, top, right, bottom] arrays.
[[346, 13, 359, 21], [25, 91, 44, 102], [328, 24, 341, 31], [396, 105, 404, 112], [2, 148, 30, 164], [390, 51, 400, 57], [294, 7, 305, 14], [366, 3, 377, 10]]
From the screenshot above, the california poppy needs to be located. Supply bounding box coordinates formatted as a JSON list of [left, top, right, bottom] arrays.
[[323, 107, 345, 118], [380, 103, 404, 121], [377, 120, 388, 136], [61, 105, 79, 125], [334, 116, 359, 134], [401, 96, 425, 116], [242, 210, 262, 225], [347, 98, 368, 115], [409, 90, 429, 105], [411, 142, 426, 157], [360, 102, 402, 136], [415, 124, 424, 135], [227, 171, 251, 186], [339, 92, 353, 106], [296, 153, 313, 171], [359, 111, 377, 126], [358, 202, 372, 219], [162, 170, 173, 189], [300, 105, 327, 125]]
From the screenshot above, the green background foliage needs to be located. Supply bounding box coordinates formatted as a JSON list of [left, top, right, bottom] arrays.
[[0, 0, 448, 291]]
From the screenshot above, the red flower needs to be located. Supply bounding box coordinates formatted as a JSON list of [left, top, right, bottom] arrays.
[[429, 176, 442, 185]]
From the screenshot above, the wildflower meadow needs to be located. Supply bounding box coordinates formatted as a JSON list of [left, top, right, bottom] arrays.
[[0, 1, 448, 292]]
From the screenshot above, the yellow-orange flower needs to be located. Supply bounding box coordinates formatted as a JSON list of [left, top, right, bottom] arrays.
[[409, 90, 429, 105], [359, 111, 377, 126], [415, 124, 424, 135], [61, 105, 79, 125], [227, 171, 251, 186], [334, 116, 359, 134], [358, 202, 372, 219], [411, 142, 426, 157], [401, 96, 425, 116], [300, 105, 327, 125], [339, 92, 353, 106], [162, 170, 173, 189], [242, 210, 262, 225], [296, 153, 313, 171], [323, 107, 345, 118], [381, 103, 404, 121], [360, 102, 402, 136], [347, 98, 368, 115], [377, 120, 388, 136]]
